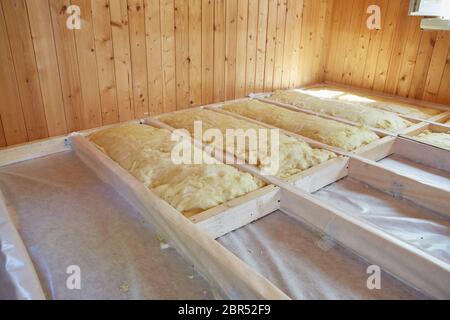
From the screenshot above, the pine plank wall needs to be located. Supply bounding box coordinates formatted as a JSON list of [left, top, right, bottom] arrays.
[[325, 0, 450, 106], [0, 0, 449, 148]]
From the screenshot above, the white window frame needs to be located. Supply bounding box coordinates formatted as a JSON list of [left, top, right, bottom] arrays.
[[409, 0, 449, 18]]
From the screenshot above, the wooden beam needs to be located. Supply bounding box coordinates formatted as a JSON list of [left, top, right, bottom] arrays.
[[348, 157, 450, 217], [280, 183, 450, 299], [69, 133, 289, 299]]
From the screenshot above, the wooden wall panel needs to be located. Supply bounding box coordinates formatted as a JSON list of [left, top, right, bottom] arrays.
[[263, 0, 278, 91], [0, 1, 28, 145], [110, 0, 134, 120], [91, 0, 119, 125], [224, 0, 238, 100], [0, 118, 6, 147], [213, 0, 226, 102], [0, 0, 333, 147], [201, 0, 214, 104], [50, 0, 85, 132], [26, 0, 68, 136], [272, 0, 287, 90], [144, 0, 164, 115], [3, 0, 48, 141], [72, 0, 102, 129], [188, 0, 202, 107], [244, 0, 258, 95], [160, 0, 176, 113], [128, 0, 149, 117], [175, 0, 190, 109], [325, 0, 450, 105], [254, 0, 268, 93], [234, 0, 248, 97]]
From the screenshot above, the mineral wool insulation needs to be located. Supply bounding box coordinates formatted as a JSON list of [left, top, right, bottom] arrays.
[[89, 124, 264, 217], [413, 130, 450, 151], [302, 87, 443, 120], [222, 100, 379, 151], [267, 90, 412, 132], [158, 109, 336, 179]]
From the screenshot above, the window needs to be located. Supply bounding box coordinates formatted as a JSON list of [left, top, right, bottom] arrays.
[[409, 0, 450, 18], [409, 0, 450, 31]]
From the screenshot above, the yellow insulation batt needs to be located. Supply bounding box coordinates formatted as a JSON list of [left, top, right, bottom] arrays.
[[222, 100, 379, 151], [158, 109, 336, 179], [89, 124, 264, 217], [303, 87, 442, 119], [413, 130, 450, 151], [267, 90, 412, 132]]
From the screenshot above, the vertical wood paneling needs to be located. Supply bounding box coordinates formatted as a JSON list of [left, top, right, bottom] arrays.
[[26, 0, 68, 136], [72, 0, 102, 129], [263, 0, 278, 91], [234, 0, 248, 98], [408, 31, 437, 100], [202, 0, 214, 103], [272, 0, 287, 90], [50, 0, 84, 132], [315, 0, 331, 83], [0, 1, 28, 145], [128, 0, 149, 117], [422, 32, 450, 102], [224, 0, 238, 100], [395, 16, 421, 97], [160, 0, 176, 112], [174, 0, 190, 109], [341, 0, 365, 85], [110, 0, 134, 120], [349, 0, 373, 86], [384, 0, 410, 93], [91, 0, 119, 125], [5, 0, 447, 148], [280, 0, 296, 88], [213, 0, 225, 102], [0, 118, 6, 147], [3, 0, 48, 140], [327, 0, 353, 83], [144, 0, 164, 115], [289, 0, 304, 88], [326, 0, 450, 105], [436, 48, 450, 104], [254, 0, 268, 92], [188, 0, 202, 107], [244, 0, 258, 95], [287, 0, 303, 88]]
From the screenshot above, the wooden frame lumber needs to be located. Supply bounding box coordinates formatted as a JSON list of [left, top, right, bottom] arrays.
[[146, 115, 347, 193], [69, 133, 289, 300], [259, 82, 450, 137], [198, 149, 450, 299], [347, 156, 450, 217], [392, 137, 450, 173], [401, 122, 450, 153], [146, 107, 450, 299], [1, 82, 449, 300], [257, 96, 394, 137], [0, 120, 141, 167], [280, 184, 450, 299], [207, 102, 394, 161]]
